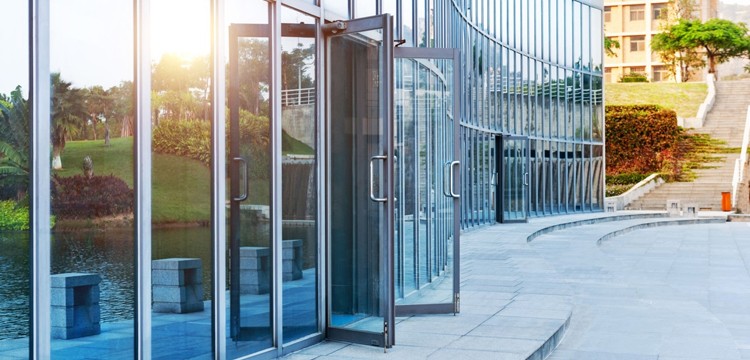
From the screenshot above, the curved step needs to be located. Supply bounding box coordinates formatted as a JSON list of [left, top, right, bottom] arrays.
[[596, 217, 726, 245], [526, 213, 667, 243]]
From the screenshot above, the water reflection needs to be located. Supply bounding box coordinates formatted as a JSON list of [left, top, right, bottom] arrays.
[[0, 220, 316, 341]]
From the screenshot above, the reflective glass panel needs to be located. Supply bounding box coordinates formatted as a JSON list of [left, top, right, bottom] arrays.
[[280, 6, 318, 344], [49, 0, 135, 357], [150, 0, 212, 357], [0, 2, 30, 356]]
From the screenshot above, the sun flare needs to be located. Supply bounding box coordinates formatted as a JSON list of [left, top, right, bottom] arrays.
[[150, 0, 211, 62]]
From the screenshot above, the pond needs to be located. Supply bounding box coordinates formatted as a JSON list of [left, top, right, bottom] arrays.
[[0, 220, 316, 341]]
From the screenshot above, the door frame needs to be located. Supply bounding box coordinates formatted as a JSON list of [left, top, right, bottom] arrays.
[[392, 47, 461, 317], [495, 135, 530, 223], [323, 13, 396, 349]]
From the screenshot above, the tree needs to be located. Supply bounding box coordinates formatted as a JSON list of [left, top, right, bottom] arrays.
[[236, 39, 270, 116], [653, 19, 750, 79], [51, 72, 87, 169], [652, 26, 705, 82], [604, 37, 620, 57], [683, 19, 750, 75], [0, 87, 30, 200]]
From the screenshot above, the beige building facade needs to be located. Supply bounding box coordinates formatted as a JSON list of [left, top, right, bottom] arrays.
[[604, 0, 718, 83]]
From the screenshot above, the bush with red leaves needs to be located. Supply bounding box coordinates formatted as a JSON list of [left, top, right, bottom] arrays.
[[52, 174, 133, 219]]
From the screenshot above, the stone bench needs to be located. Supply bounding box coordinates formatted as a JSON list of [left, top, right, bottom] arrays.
[[240, 247, 271, 294], [51, 273, 101, 339], [152, 258, 204, 313]]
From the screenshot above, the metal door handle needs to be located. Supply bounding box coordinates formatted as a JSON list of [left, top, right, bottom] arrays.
[[523, 171, 529, 186], [233, 157, 248, 201], [370, 155, 388, 202], [449, 160, 460, 198], [491, 172, 497, 186], [443, 162, 452, 197]]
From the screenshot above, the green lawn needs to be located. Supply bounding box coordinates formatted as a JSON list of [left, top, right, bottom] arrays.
[[605, 82, 708, 119], [58, 137, 210, 223]]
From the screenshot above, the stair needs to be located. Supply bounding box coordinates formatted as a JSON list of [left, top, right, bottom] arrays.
[[626, 80, 750, 211]]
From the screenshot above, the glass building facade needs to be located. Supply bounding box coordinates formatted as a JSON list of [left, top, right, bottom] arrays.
[[0, 0, 602, 358]]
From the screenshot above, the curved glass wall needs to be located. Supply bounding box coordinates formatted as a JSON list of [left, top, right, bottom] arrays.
[[11, 0, 604, 357], [438, 0, 605, 228]]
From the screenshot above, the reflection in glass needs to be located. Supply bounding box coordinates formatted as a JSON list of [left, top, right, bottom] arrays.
[[150, 0, 213, 357], [329, 28, 387, 334], [227, 25, 274, 356], [280, 6, 318, 344], [49, 0, 135, 357], [0, 2, 30, 357]]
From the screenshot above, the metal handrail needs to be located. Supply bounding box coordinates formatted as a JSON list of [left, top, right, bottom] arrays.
[[281, 87, 315, 106], [731, 105, 750, 207]]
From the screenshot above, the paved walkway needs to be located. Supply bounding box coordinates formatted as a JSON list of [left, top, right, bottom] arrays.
[[289, 212, 750, 360]]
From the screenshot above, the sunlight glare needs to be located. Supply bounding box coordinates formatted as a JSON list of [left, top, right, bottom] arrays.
[[151, 0, 210, 62]]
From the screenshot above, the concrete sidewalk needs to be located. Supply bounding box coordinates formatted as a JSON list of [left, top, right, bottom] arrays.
[[288, 212, 750, 360]]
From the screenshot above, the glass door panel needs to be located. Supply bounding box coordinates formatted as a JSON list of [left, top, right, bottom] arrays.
[[228, 23, 274, 355], [393, 48, 460, 316], [326, 14, 395, 348], [496, 136, 530, 223]]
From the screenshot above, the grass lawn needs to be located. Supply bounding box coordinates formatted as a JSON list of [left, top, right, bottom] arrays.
[[58, 137, 210, 223], [605, 82, 708, 119]]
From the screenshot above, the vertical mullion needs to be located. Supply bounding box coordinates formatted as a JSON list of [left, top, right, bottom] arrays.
[[271, 0, 283, 351], [30, 0, 51, 358], [134, 0, 152, 358], [210, 0, 227, 357]]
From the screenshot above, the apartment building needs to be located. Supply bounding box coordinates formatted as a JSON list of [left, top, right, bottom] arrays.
[[604, 0, 718, 82]]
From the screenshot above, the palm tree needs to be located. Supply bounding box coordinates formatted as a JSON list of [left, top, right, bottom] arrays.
[[51, 72, 86, 169], [0, 86, 30, 200], [0, 140, 29, 201]]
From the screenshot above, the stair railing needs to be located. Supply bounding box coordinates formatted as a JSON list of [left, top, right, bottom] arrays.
[[732, 105, 750, 208], [694, 74, 716, 128]]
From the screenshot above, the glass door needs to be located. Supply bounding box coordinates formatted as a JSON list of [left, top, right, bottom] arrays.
[[326, 14, 395, 348], [496, 135, 530, 223], [393, 48, 460, 316], [228, 23, 275, 352]]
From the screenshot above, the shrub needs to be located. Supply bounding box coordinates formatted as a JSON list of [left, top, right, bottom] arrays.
[[153, 110, 271, 167], [605, 105, 683, 176], [606, 172, 649, 186], [0, 200, 29, 230], [619, 72, 649, 83], [52, 174, 133, 219]]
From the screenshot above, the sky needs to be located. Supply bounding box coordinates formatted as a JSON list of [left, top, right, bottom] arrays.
[[4, 0, 750, 96], [0, 0, 266, 95]]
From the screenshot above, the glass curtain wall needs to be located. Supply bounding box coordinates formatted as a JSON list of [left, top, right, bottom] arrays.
[[48, 1, 136, 357], [439, 0, 605, 228], [150, 0, 213, 358], [0, 2, 30, 358]]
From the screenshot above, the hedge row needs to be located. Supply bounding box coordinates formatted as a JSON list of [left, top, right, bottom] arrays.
[[153, 110, 271, 167], [52, 174, 134, 219], [605, 105, 683, 176]]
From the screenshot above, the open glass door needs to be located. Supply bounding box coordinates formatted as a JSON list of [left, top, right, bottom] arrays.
[[393, 48, 460, 316], [496, 135, 530, 223], [325, 14, 395, 348], [228, 23, 275, 353]]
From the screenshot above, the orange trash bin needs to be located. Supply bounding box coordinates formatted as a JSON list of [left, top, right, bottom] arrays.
[[721, 191, 731, 211]]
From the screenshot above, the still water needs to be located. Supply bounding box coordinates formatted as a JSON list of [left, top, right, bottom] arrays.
[[0, 222, 315, 341]]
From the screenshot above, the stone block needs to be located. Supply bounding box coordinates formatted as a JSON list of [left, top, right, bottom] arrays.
[[605, 198, 617, 213], [683, 203, 698, 217], [282, 240, 303, 281], [152, 258, 204, 314], [667, 199, 681, 216], [50, 273, 101, 340], [239, 247, 270, 294]]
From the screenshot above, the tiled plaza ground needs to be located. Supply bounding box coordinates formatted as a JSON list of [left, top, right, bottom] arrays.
[[4, 211, 748, 359], [290, 211, 750, 360]]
